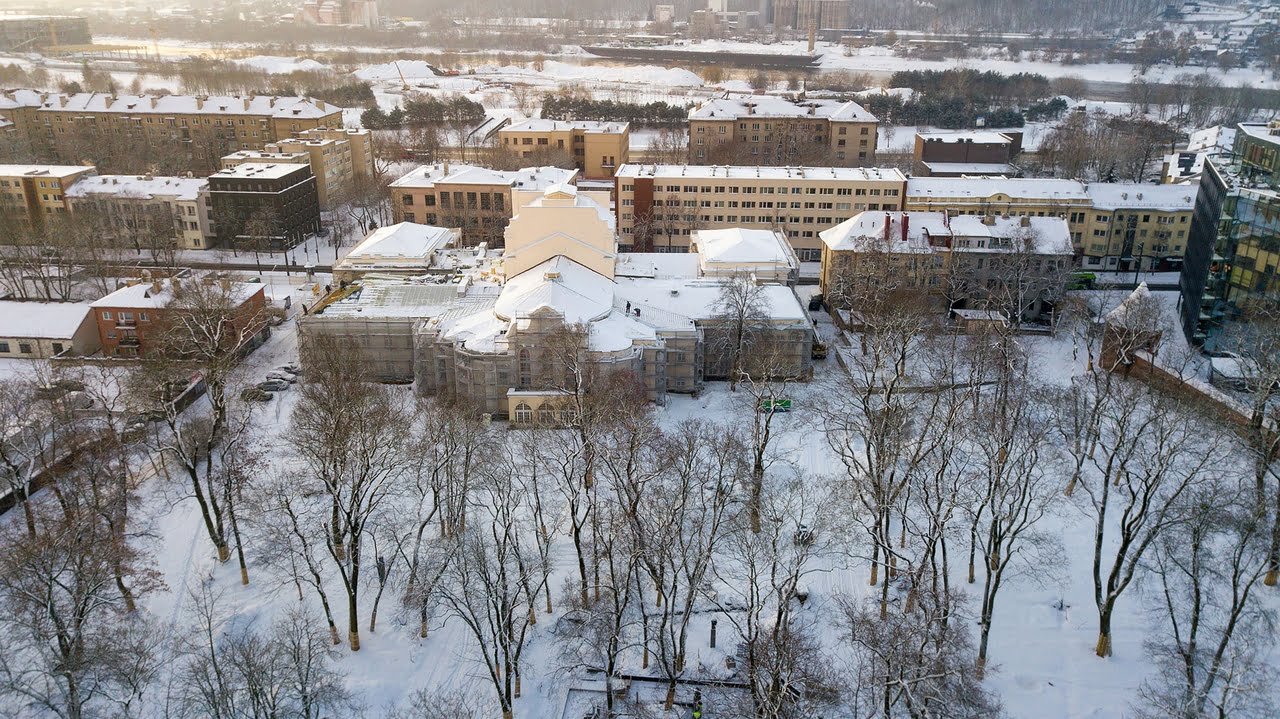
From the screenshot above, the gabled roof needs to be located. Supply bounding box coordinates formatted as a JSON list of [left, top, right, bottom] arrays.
[[344, 223, 455, 260], [820, 211, 950, 253], [495, 256, 614, 324]]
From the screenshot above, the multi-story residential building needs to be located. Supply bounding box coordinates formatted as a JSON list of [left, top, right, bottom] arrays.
[[614, 164, 906, 258], [1081, 184, 1196, 272], [293, 127, 375, 181], [819, 211, 1074, 320], [904, 177, 1195, 267], [224, 137, 353, 211], [88, 278, 267, 357], [390, 163, 578, 246], [1182, 129, 1280, 347], [207, 162, 320, 250], [687, 96, 878, 165], [912, 130, 1023, 177], [498, 120, 629, 179], [0, 164, 97, 231], [301, 184, 813, 411], [0, 91, 344, 173], [65, 174, 215, 249]]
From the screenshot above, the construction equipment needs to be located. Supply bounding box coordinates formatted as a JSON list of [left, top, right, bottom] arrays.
[[395, 61, 410, 91]]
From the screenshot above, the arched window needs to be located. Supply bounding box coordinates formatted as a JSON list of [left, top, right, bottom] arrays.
[[514, 403, 533, 424], [538, 404, 556, 425], [517, 348, 531, 388]]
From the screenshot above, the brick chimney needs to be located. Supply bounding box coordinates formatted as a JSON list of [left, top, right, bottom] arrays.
[[901, 213, 909, 244]]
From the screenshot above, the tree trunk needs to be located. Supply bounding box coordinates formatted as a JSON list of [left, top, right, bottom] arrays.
[[1095, 608, 1113, 658]]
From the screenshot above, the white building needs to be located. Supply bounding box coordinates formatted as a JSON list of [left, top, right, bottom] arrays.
[[0, 301, 99, 358]]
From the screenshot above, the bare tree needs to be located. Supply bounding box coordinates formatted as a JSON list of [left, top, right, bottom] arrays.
[[709, 271, 769, 392]]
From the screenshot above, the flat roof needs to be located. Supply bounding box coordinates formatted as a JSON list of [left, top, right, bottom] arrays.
[[210, 162, 309, 180], [617, 164, 905, 182], [690, 96, 876, 123], [1237, 122, 1280, 148], [343, 223, 456, 260], [921, 162, 1020, 175], [66, 175, 207, 201], [390, 163, 576, 190], [906, 177, 1089, 201], [1085, 183, 1196, 211], [13, 92, 340, 119], [502, 119, 629, 134], [918, 130, 1015, 144], [0, 164, 93, 179]]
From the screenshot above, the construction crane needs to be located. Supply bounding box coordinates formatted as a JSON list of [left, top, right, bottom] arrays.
[[395, 61, 410, 92]]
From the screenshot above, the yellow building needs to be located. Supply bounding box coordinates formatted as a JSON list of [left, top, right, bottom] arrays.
[[292, 126, 376, 181], [687, 96, 878, 165], [65, 174, 215, 249], [614, 163, 905, 259], [389, 163, 578, 246], [0, 91, 343, 173], [498, 120, 629, 179], [0, 164, 97, 231], [904, 177, 1195, 269]]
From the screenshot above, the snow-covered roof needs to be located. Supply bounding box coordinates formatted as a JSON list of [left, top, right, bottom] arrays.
[[948, 215, 1074, 255], [906, 177, 1089, 202], [89, 279, 262, 310], [917, 130, 1016, 144], [1236, 122, 1280, 149], [0, 302, 91, 339], [1105, 283, 1155, 328], [221, 150, 309, 163], [502, 119, 629, 134], [617, 164, 905, 182], [614, 252, 701, 279], [390, 163, 576, 190], [613, 277, 809, 331], [1187, 125, 1236, 153], [344, 223, 456, 261], [0, 164, 94, 179], [0, 89, 47, 111], [495, 255, 614, 324], [692, 228, 794, 266], [317, 281, 482, 319], [921, 162, 1020, 176], [66, 175, 207, 202], [210, 162, 308, 180], [690, 96, 876, 123], [25, 92, 340, 119], [820, 211, 950, 253], [1085, 183, 1196, 211]]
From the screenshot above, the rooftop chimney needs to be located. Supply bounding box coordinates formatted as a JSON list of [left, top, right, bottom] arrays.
[[150, 96, 159, 109], [901, 213, 909, 244]]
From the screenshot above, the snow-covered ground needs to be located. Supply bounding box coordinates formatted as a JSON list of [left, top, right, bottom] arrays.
[[10, 287, 1257, 717]]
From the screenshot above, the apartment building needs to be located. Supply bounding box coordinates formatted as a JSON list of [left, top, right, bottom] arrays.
[[819, 211, 1074, 320], [294, 127, 375, 180], [390, 163, 578, 246], [903, 177, 1195, 267], [65, 174, 216, 249], [614, 164, 906, 259], [224, 138, 352, 211], [687, 96, 878, 165], [208, 162, 321, 250], [912, 130, 1023, 177], [1082, 184, 1197, 272], [498, 120, 629, 179], [0, 14, 91, 51], [0, 164, 96, 231], [0, 91, 344, 173], [88, 278, 267, 357]]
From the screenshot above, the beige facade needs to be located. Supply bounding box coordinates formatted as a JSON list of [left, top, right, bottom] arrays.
[[390, 164, 578, 246], [0, 164, 96, 231], [904, 178, 1195, 268], [66, 174, 215, 249], [499, 120, 629, 179], [687, 96, 877, 165], [293, 127, 375, 180], [268, 135, 355, 209], [0, 92, 344, 173], [614, 163, 906, 259]]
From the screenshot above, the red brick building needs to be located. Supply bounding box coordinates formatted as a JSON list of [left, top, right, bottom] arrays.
[[88, 278, 267, 357]]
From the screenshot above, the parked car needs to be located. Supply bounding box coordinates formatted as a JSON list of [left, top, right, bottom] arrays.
[[257, 380, 290, 392], [240, 387, 273, 402]]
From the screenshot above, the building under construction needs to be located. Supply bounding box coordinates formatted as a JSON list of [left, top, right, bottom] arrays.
[[771, 0, 849, 30], [0, 14, 91, 52]]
